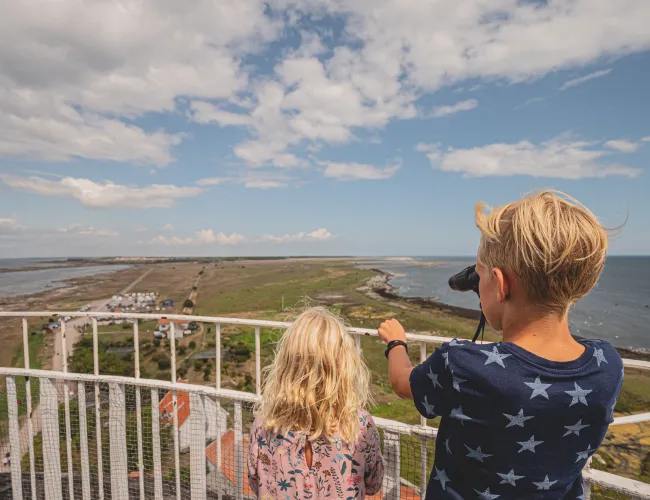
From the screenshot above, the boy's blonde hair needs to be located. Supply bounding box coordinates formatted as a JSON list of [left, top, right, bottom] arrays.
[[475, 190, 610, 314], [256, 307, 372, 444]]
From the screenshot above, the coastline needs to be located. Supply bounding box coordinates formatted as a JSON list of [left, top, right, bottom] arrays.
[[363, 268, 650, 361]]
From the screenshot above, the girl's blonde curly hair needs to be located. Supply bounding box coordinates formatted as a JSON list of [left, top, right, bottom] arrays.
[[255, 306, 373, 444]]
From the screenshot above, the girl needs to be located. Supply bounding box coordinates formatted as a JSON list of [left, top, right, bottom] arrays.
[[247, 307, 384, 499]]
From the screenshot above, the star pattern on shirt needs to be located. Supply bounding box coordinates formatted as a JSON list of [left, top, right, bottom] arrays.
[[593, 348, 608, 367], [517, 435, 544, 453], [497, 469, 524, 486], [445, 438, 452, 454], [465, 444, 493, 463], [563, 419, 590, 437], [503, 409, 534, 428], [481, 346, 512, 368], [451, 371, 466, 392], [434, 467, 450, 491], [473, 487, 500, 499], [449, 338, 460, 346], [450, 406, 471, 424], [532, 475, 558, 490], [525, 376, 552, 399], [427, 367, 442, 389], [575, 445, 594, 463], [565, 382, 593, 406], [442, 351, 449, 368], [421, 395, 435, 417]]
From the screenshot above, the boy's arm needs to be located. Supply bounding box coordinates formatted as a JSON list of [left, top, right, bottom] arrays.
[[378, 319, 414, 399]]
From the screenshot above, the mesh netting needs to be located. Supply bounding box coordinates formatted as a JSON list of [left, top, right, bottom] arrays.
[[0, 375, 645, 500]]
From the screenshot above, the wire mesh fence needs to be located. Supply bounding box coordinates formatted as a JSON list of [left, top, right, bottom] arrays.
[[0, 374, 647, 499]]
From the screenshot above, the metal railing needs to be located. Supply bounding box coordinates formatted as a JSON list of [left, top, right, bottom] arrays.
[[0, 311, 648, 500]]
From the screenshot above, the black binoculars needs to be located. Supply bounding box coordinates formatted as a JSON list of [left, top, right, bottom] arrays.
[[448, 265, 480, 293]]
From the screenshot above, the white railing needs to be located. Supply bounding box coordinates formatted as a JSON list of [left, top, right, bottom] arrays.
[[0, 311, 649, 500]]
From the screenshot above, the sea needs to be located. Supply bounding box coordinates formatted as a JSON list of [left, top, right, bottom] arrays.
[[0, 258, 132, 298], [369, 256, 650, 351]]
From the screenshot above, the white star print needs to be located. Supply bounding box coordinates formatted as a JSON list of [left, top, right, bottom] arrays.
[[473, 487, 500, 499], [517, 435, 544, 453], [450, 406, 471, 424], [421, 395, 435, 417], [442, 351, 449, 368], [593, 348, 608, 367], [577, 494, 584, 500], [465, 444, 493, 463], [451, 371, 466, 392], [481, 346, 512, 368], [533, 475, 558, 490], [565, 382, 592, 406], [503, 409, 534, 428], [445, 438, 452, 454], [563, 419, 590, 437], [575, 445, 594, 463], [497, 469, 524, 486], [449, 339, 460, 346], [434, 467, 450, 491], [525, 377, 552, 399], [427, 367, 442, 389]]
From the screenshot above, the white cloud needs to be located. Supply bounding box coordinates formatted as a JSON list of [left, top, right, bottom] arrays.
[[417, 136, 641, 179], [0, 175, 204, 209], [189, 102, 252, 126], [150, 230, 246, 246], [163, 224, 174, 232], [431, 99, 478, 118], [560, 69, 612, 91], [59, 224, 119, 237], [196, 171, 289, 189], [260, 228, 333, 244], [0, 0, 278, 164], [195, 229, 247, 245], [134, 227, 149, 233], [323, 162, 401, 181], [604, 139, 640, 153]]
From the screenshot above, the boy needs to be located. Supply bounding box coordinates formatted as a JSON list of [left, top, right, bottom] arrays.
[[378, 190, 623, 499]]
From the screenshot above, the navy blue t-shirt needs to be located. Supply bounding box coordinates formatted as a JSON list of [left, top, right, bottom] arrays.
[[410, 339, 623, 499]]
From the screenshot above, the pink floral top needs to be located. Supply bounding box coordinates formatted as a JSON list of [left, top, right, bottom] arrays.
[[247, 410, 384, 499]]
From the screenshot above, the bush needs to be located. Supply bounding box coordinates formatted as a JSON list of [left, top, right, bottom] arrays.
[[189, 341, 196, 349], [122, 323, 130, 330], [203, 371, 210, 381], [178, 366, 187, 378], [177, 346, 187, 355], [157, 357, 171, 370], [203, 365, 211, 376], [183, 299, 194, 309], [194, 360, 203, 372], [153, 338, 160, 348]]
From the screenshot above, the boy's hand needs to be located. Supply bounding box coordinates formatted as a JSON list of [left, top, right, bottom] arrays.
[[378, 319, 407, 344]]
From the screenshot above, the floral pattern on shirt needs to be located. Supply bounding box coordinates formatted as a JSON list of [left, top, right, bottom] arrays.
[[247, 410, 383, 499]]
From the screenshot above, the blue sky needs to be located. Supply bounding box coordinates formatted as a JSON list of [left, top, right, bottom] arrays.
[[0, 0, 649, 257]]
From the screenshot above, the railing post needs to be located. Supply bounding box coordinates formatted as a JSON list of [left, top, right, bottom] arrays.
[[41, 377, 63, 500], [6, 376, 23, 500], [190, 393, 207, 500], [92, 318, 104, 500], [77, 382, 91, 500], [215, 323, 223, 500], [382, 431, 401, 500], [60, 321, 74, 500], [109, 383, 129, 499], [255, 326, 261, 396], [234, 402, 243, 500], [583, 458, 593, 500], [420, 343, 427, 427], [355, 333, 361, 352], [22, 318, 36, 498], [134, 321, 145, 499], [150, 388, 164, 500], [170, 322, 181, 500], [419, 437, 427, 500]]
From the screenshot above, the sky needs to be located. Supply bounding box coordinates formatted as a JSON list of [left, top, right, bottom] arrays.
[[0, 0, 649, 258]]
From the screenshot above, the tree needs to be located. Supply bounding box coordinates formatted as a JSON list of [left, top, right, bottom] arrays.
[[177, 345, 187, 355], [153, 338, 161, 348], [157, 357, 171, 370], [189, 341, 196, 349], [194, 360, 203, 372], [183, 299, 194, 309]]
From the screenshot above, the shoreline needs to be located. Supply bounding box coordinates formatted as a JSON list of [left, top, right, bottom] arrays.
[[364, 268, 650, 360]]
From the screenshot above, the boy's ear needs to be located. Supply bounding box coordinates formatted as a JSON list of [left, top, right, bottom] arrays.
[[492, 267, 510, 302]]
